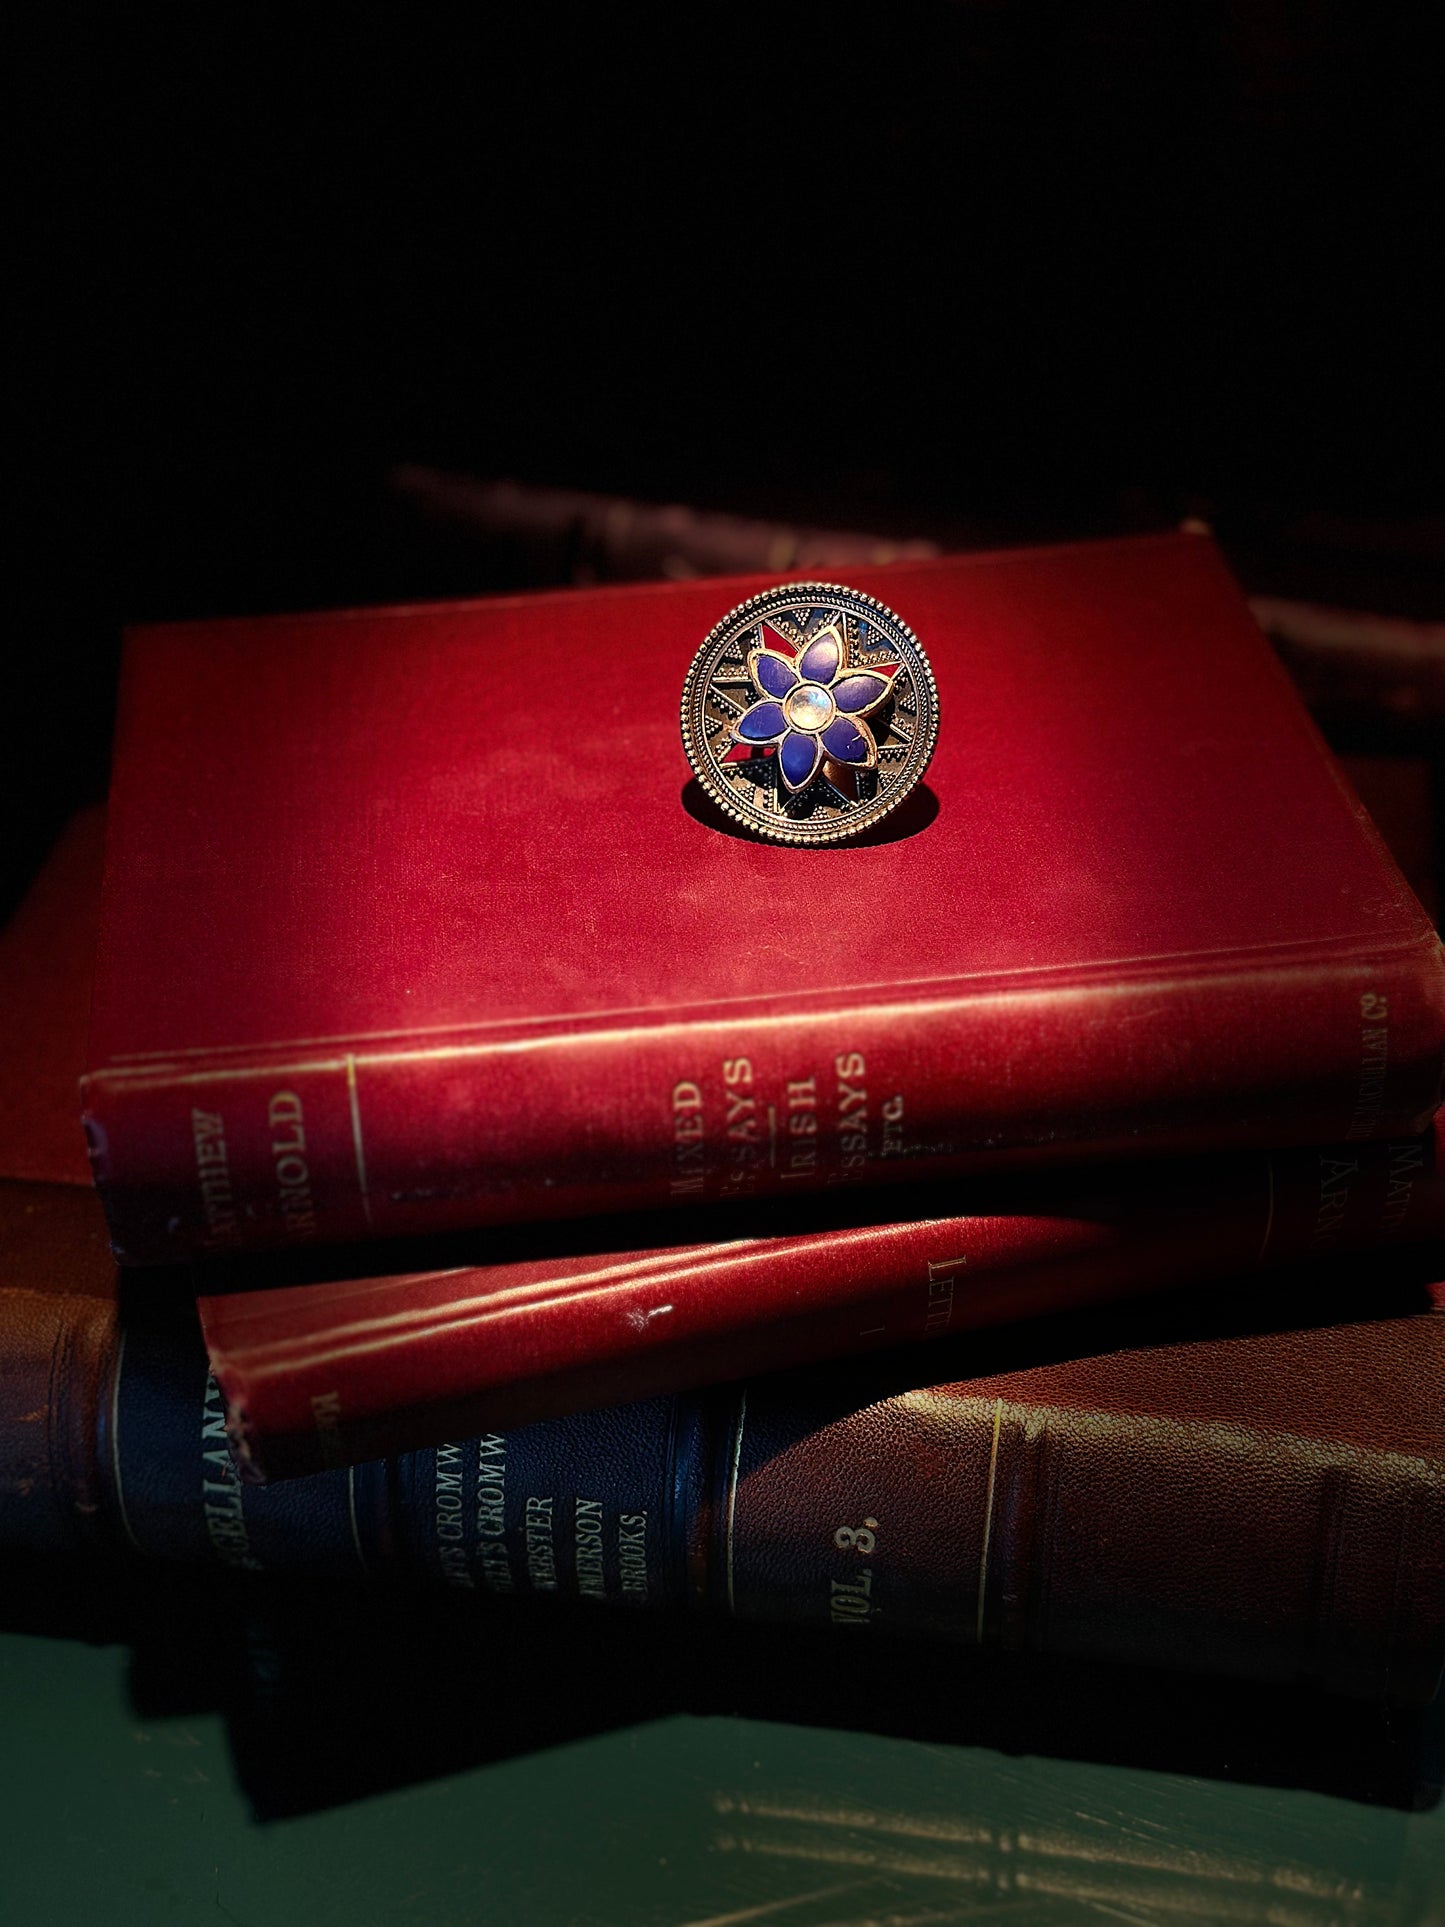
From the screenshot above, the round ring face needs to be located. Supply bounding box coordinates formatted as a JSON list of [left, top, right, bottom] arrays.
[[681, 583, 939, 844]]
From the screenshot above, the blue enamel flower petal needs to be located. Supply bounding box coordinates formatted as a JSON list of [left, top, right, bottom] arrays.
[[778, 729, 823, 791], [736, 700, 788, 743], [750, 649, 800, 700], [832, 672, 889, 715], [820, 715, 876, 765], [798, 631, 842, 684]]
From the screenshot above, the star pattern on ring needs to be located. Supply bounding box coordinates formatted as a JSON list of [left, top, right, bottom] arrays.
[[730, 621, 893, 792]]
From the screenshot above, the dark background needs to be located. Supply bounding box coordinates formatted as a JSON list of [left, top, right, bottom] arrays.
[[13, 7, 1443, 910], [5, 11, 1445, 1849]]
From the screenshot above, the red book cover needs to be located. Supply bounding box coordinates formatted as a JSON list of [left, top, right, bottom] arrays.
[[200, 1120, 1445, 1479], [83, 533, 1445, 1263]]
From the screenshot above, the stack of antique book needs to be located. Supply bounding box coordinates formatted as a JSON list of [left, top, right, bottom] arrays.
[[3, 529, 1443, 1703]]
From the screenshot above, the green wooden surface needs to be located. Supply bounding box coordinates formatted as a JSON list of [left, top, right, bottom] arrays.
[[1, 1567, 1442, 1926]]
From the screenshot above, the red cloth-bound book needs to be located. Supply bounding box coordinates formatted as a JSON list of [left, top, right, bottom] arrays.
[[199, 1121, 1445, 1480], [83, 533, 1445, 1264]]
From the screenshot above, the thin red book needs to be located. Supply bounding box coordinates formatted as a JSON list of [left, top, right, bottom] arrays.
[[83, 533, 1445, 1263], [200, 1122, 1445, 1479]]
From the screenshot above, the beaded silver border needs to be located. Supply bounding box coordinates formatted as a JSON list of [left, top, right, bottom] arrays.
[[680, 581, 940, 845]]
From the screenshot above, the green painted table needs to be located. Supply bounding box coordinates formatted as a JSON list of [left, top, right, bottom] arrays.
[[1, 1563, 1441, 1925]]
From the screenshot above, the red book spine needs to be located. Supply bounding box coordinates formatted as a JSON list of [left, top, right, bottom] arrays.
[[201, 1123, 1445, 1480], [84, 936, 1445, 1263]]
